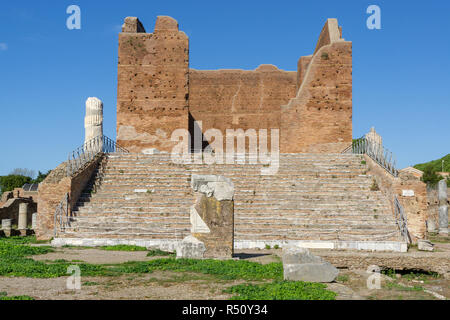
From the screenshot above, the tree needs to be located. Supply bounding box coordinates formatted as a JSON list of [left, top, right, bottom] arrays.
[[9, 168, 35, 179], [32, 170, 51, 184], [421, 165, 443, 187], [0, 175, 32, 196]]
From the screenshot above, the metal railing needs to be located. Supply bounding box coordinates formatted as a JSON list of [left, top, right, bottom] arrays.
[[66, 135, 129, 177], [349, 137, 398, 177], [394, 195, 411, 244], [54, 193, 69, 236]]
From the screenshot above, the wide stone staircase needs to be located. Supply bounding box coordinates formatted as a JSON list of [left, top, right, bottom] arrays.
[[54, 153, 405, 251]]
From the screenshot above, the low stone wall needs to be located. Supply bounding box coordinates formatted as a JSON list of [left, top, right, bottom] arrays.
[[364, 155, 428, 242], [312, 249, 449, 276], [36, 155, 103, 240]]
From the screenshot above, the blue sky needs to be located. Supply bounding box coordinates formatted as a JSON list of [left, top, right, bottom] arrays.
[[0, 0, 449, 176]]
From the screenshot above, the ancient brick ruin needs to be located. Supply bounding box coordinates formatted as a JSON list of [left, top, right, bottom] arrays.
[[32, 15, 437, 256], [117, 16, 352, 153]]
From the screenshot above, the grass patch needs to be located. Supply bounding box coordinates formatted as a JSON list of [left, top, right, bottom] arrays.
[[0, 236, 340, 302], [146, 249, 175, 257], [385, 282, 424, 292], [336, 275, 349, 282], [0, 237, 283, 281], [0, 236, 50, 245], [99, 245, 147, 252], [0, 294, 34, 300], [224, 281, 336, 300], [0, 237, 109, 278], [109, 258, 283, 281]]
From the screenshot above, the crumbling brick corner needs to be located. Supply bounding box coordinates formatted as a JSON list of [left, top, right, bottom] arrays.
[[36, 155, 103, 240], [281, 18, 352, 153], [364, 155, 428, 243]]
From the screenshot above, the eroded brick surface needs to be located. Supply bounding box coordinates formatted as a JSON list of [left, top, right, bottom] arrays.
[[117, 16, 189, 153]]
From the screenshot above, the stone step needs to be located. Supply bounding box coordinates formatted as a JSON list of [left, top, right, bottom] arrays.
[[77, 193, 388, 202], [70, 219, 396, 230], [56, 152, 402, 245]]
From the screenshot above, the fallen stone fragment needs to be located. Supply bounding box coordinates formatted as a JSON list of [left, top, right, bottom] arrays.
[[176, 235, 206, 259], [417, 240, 434, 252], [282, 247, 339, 283]]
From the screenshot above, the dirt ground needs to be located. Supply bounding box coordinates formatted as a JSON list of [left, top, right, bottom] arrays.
[[0, 245, 448, 300]]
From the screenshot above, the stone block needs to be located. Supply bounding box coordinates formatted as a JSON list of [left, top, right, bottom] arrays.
[[426, 219, 438, 233], [282, 247, 339, 283], [282, 247, 324, 264], [417, 240, 434, 252], [189, 175, 234, 259], [176, 235, 206, 259], [438, 179, 448, 203], [2, 219, 12, 237], [284, 263, 340, 283], [191, 175, 234, 201], [142, 148, 160, 155], [439, 205, 449, 234]]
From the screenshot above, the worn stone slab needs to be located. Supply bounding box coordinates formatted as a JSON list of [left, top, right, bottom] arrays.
[[282, 247, 339, 283], [282, 247, 325, 264], [284, 263, 339, 283]]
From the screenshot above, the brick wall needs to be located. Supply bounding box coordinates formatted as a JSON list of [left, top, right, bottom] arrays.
[[117, 16, 189, 153], [281, 19, 352, 153], [189, 65, 297, 149], [117, 16, 352, 154]]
